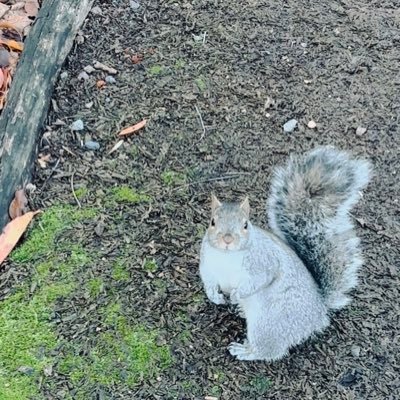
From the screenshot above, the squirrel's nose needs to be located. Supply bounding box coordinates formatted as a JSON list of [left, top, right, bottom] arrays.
[[223, 234, 234, 244]]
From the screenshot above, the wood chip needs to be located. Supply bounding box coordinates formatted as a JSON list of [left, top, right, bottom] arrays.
[[94, 61, 117, 75]]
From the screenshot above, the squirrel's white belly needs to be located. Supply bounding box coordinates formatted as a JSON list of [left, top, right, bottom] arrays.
[[202, 246, 247, 294]]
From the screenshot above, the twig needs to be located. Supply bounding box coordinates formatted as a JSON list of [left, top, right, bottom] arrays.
[[40, 158, 60, 191], [195, 105, 206, 139], [172, 173, 250, 192], [71, 171, 81, 208]]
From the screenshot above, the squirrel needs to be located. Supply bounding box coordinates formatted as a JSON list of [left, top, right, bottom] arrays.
[[199, 146, 371, 361]]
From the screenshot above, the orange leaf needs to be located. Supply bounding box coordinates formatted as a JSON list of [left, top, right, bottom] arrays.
[[0, 69, 4, 88], [0, 39, 23, 51], [118, 119, 147, 137], [96, 79, 106, 89], [8, 189, 28, 220], [0, 210, 41, 265]]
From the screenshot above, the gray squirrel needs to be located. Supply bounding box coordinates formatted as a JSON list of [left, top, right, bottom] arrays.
[[199, 146, 371, 361]]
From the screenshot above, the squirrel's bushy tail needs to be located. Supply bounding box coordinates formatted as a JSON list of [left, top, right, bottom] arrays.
[[267, 146, 371, 310]]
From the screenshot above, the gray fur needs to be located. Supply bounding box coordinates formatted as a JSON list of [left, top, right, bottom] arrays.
[[267, 146, 371, 310]]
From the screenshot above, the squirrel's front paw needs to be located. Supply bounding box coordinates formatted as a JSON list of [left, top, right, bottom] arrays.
[[206, 288, 226, 305], [230, 289, 240, 304]]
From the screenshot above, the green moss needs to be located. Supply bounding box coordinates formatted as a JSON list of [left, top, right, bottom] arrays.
[[174, 59, 186, 69], [148, 65, 164, 75], [243, 375, 272, 395], [161, 170, 186, 187], [74, 187, 88, 199], [109, 186, 150, 204], [87, 278, 104, 298], [194, 77, 207, 92], [0, 205, 96, 399], [0, 285, 68, 399], [112, 261, 130, 282], [11, 205, 96, 264], [60, 303, 172, 391], [130, 144, 139, 158], [143, 258, 158, 273]]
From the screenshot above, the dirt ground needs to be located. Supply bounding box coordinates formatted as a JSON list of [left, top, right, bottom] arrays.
[[1, 0, 399, 399]]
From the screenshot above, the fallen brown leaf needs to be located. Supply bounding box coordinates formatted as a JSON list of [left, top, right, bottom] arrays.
[[0, 38, 23, 51], [25, 0, 39, 17], [38, 153, 51, 168], [118, 119, 147, 137], [96, 79, 106, 89], [0, 210, 41, 265], [9, 189, 28, 219], [131, 53, 143, 64]]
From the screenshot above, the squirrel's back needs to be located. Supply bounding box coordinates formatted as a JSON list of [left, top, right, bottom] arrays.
[[267, 146, 371, 310]]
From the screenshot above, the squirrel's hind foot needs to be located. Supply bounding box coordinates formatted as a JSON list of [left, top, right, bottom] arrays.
[[228, 340, 258, 361]]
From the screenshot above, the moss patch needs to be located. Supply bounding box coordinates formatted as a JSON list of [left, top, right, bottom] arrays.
[[109, 186, 150, 204], [148, 65, 164, 75], [59, 303, 172, 396], [161, 170, 186, 187], [112, 260, 130, 282], [143, 258, 158, 273], [0, 205, 94, 400], [11, 205, 96, 264], [194, 76, 207, 92], [87, 277, 104, 298]]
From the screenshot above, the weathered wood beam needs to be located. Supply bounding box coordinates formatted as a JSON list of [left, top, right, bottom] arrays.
[[0, 0, 94, 230]]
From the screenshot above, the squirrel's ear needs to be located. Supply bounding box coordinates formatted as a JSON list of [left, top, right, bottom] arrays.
[[240, 196, 250, 217], [211, 193, 221, 211]]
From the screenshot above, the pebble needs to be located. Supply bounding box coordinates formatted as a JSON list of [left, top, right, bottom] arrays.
[[91, 6, 102, 15], [283, 119, 298, 133], [84, 140, 100, 151], [71, 119, 84, 131], [85, 101, 94, 109], [78, 71, 89, 81], [351, 345, 361, 357], [0, 49, 10, 67], [18, 366, 35, 375], [84, 65, 96, 74], [307, 120, 317, 129], [105, 75, 116, 84], [130, 0, 140, 9], [356, 126, 367, 136], [60, 71, 68, 80]]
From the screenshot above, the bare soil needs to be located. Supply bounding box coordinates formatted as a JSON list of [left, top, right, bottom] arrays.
[[3, 0, 400, 398]]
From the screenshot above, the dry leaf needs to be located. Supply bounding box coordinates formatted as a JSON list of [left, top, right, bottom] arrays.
[[108, 139, 124, 155], [25, 0, 39, 17], [93, 61, 117, 74], [96, 79, 106, 89], [38, 153, 51, 168], [3, 15, 33, 33], [0, 210, 41, 265], [118, 119, 147, 137], [0, 4, 9, 19], [0, 68, 4, 87], [9, 189, 28, 219], [0, 38, 23, 51], [131, 53, 143, 64]]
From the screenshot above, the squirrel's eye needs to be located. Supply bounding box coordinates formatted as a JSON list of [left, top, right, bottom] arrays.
[[211, 218, 216, 227], [244, 221, 248, 230]]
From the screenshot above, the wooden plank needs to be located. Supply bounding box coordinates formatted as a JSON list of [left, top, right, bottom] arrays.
[[0, 0, 94, 230]]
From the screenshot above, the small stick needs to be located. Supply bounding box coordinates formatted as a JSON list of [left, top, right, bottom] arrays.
[[195, 105, 206, 139], [40, 158, 60, 190], [70, 171, 81, 208]]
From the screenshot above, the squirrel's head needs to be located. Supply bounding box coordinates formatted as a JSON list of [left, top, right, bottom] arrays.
[[206, 194, 251, 251]]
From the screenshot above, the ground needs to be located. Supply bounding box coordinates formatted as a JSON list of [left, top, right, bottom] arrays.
[[0, 0, 399, 399]]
